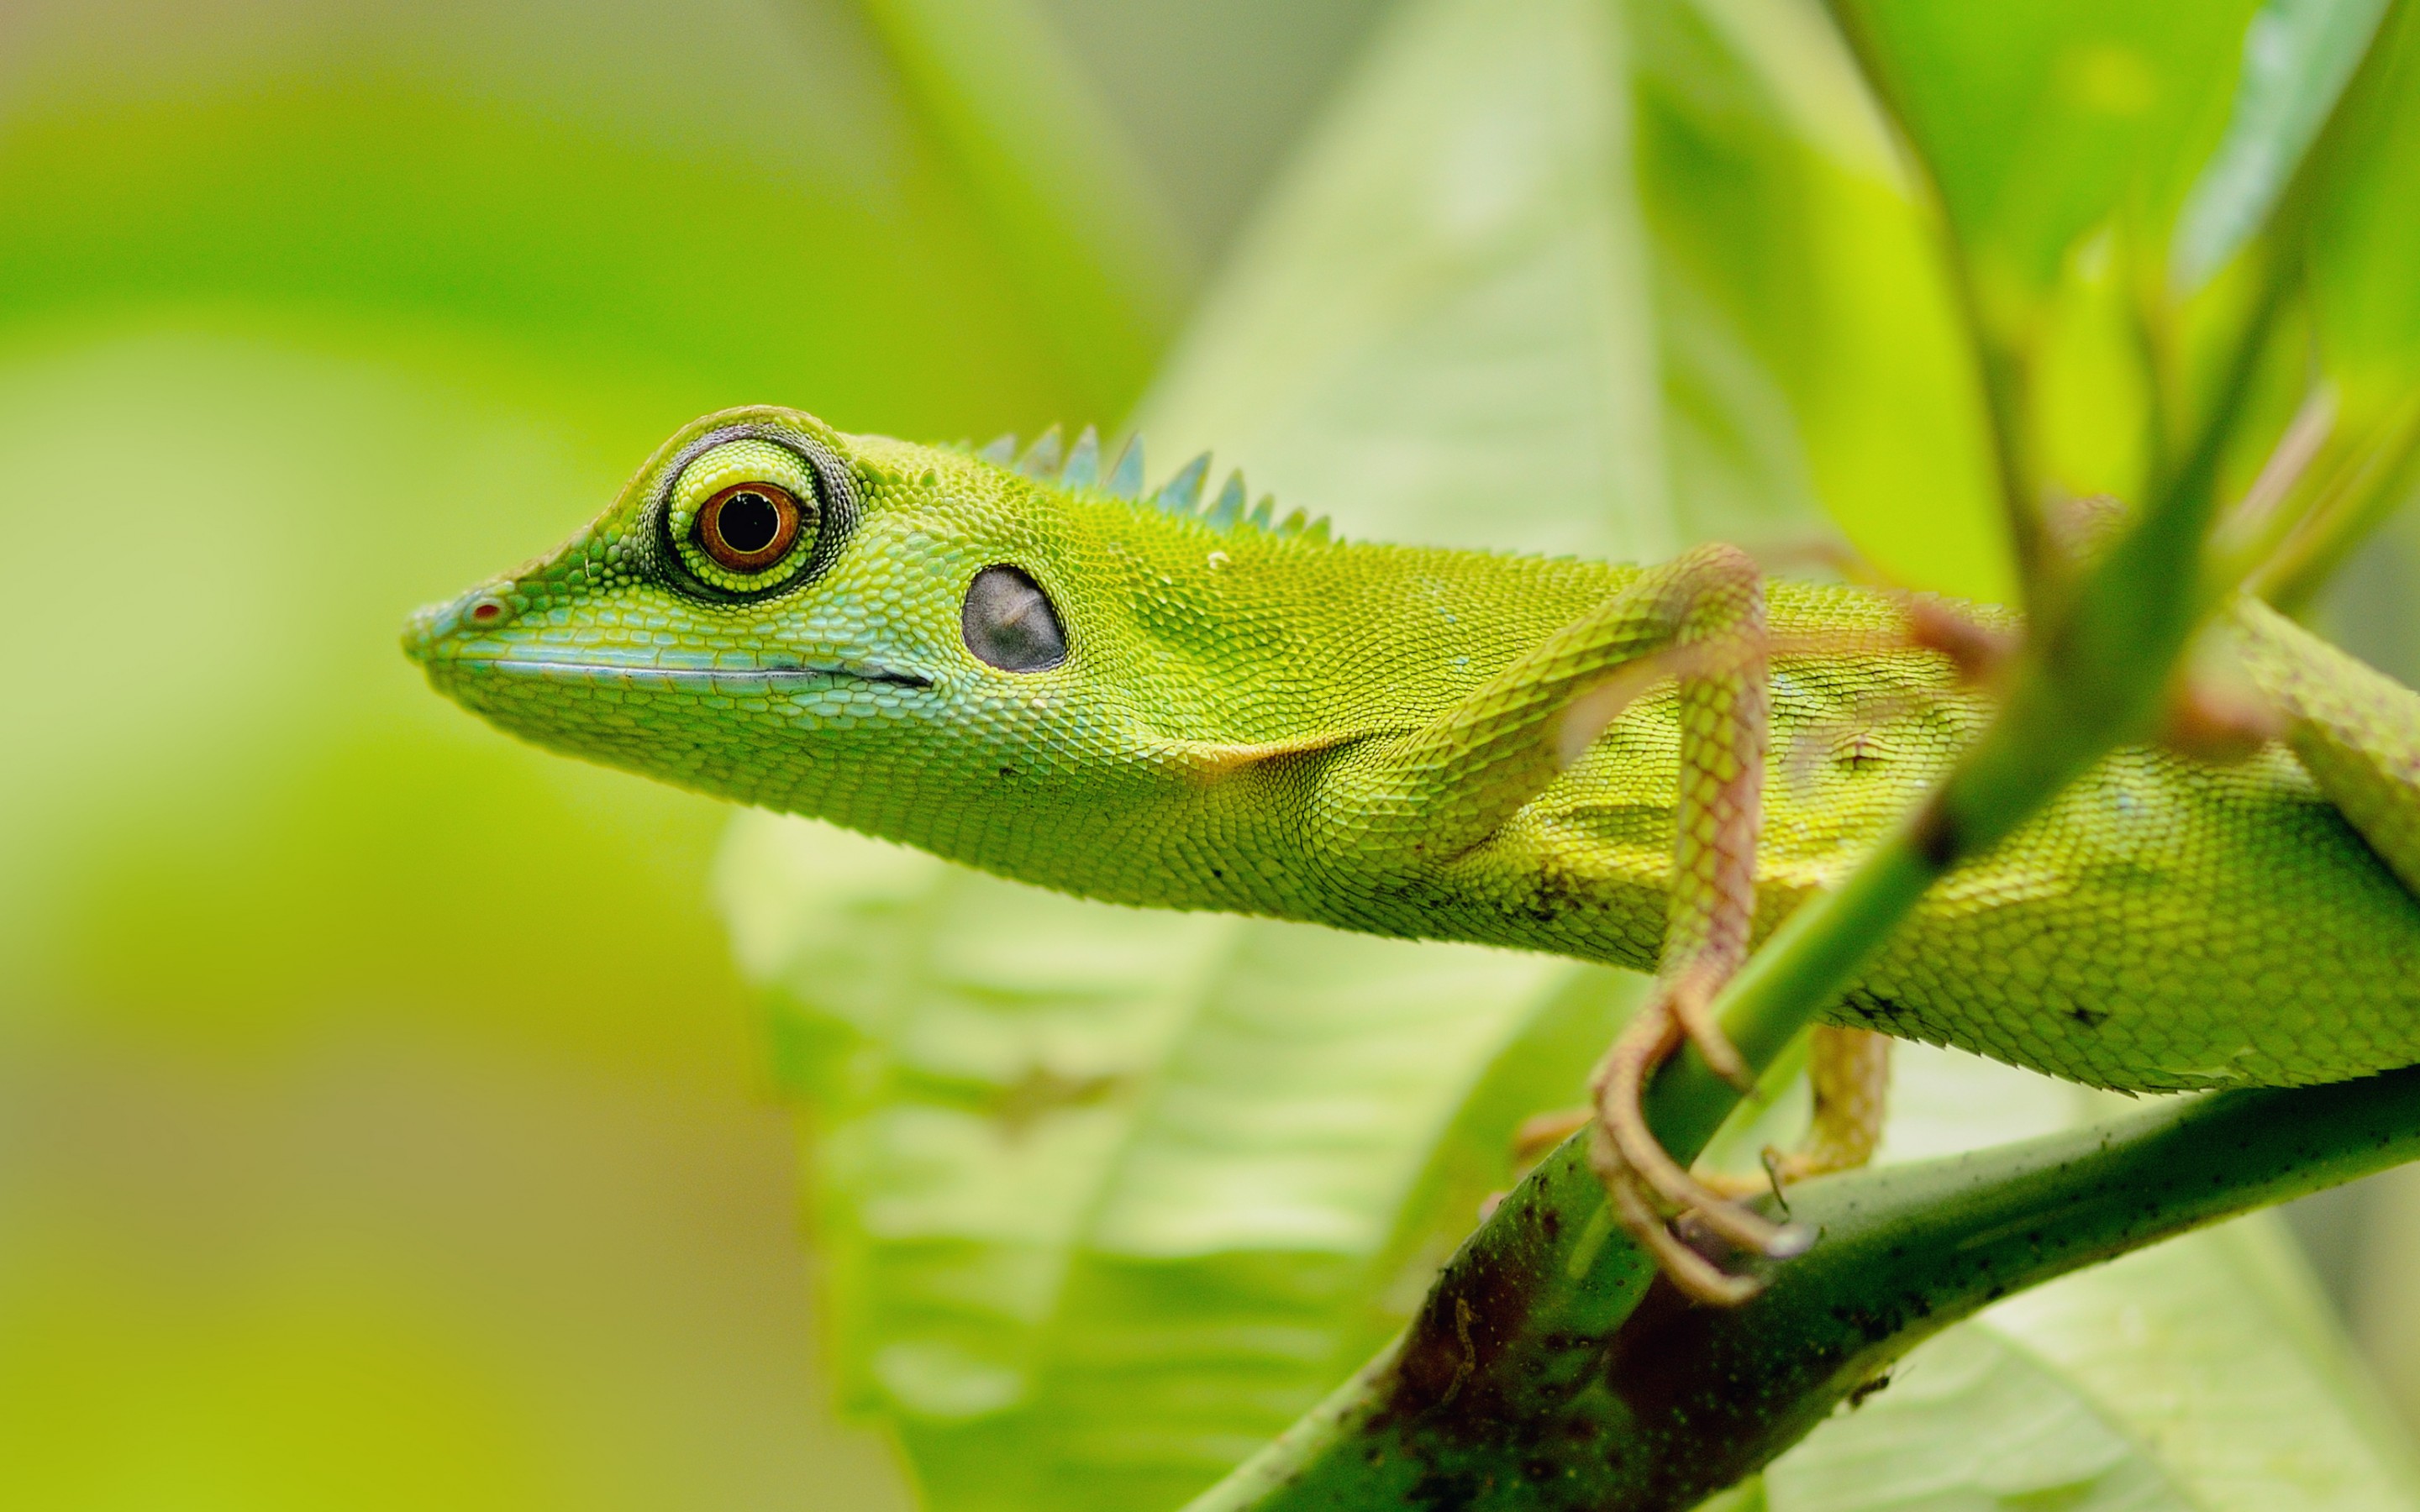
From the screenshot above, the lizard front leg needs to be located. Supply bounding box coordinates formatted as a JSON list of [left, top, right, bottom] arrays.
[[1314, 543, 1807, 1301]]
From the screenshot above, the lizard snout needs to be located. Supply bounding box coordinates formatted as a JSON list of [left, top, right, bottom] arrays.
[[401, 585, 520, 664]]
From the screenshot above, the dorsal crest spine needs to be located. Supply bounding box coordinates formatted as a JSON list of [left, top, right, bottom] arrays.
[[956, 426, 1334, 542]]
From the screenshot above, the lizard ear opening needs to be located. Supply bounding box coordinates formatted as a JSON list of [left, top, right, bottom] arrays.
[[963, 564, 1067, 672]]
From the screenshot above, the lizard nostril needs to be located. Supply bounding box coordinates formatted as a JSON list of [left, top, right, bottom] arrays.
[[466, 596, 512, 627]]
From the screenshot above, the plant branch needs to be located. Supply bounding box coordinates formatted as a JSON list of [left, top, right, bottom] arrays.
[[1185, 1066, 2420, 1512]]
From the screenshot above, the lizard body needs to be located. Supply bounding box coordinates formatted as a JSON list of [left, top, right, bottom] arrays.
[[407, 407, 2420, 1101]]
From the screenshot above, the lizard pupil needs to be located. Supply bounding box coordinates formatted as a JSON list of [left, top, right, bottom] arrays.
[[721, 492, 780, 551], [697, 481, 803, 570]]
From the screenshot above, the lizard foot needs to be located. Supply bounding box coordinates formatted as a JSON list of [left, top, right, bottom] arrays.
[[1701, 1024, 1894, 1200], [1586, 982, 1814, 1305]]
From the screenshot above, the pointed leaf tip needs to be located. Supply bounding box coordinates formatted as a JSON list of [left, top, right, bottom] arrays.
[[1107, 434, 1145, 498], [1061, 426, 1101, 487], [1156, 453, 1211, 513], [976, 433, 1017, 465], [1016, 425, 1064, 478]]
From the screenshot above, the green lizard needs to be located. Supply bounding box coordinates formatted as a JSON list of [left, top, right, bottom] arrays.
[[405, 405, 2420, 1300]]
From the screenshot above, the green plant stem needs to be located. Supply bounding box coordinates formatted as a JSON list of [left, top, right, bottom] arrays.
[[1183, 1065, 2420, 1512], [1818, 0, 2047, 613]]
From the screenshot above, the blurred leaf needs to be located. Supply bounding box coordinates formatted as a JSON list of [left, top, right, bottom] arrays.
[[1628, 0, 2007, 598], [2349, 1163, 2420, 1437], [1967, 1220, 2420, 1509], [857, 0, 1196, 419], [0, 0, 1166, 440], [721, 814, 1606, 1509], [1138, 0, 2003, 596], [1820, 0, 2283, 574], [1767, 1327, 2196, 1510], [2221, 2, 2420, 607], [1135, 0, 1681, 562], [1826, 0, 2420, 601], [2171, 0, 2391, 290], [2302, 0, 2420, 441], [1832, 0, 2263, 320], [1804, 1242, 2419, 1512], [2294, 0, 2420, 561]]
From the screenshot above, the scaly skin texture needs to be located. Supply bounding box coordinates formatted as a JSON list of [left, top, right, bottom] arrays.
[[406, 406, 2420, 1098]]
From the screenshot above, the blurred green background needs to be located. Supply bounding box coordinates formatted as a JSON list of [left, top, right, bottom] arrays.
[[0, 1, 1385, 1504], [7, 2, 2420, 1507]]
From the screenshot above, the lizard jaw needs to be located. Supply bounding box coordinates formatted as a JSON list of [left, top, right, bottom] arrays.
[[475, 657, 931, 692], [401, 596, 937, 696]]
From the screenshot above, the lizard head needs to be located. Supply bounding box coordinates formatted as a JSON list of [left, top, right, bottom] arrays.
[[403, 404, 1115, 832]]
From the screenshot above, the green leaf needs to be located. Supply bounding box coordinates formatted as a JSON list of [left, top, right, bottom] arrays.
[[723, 814, 1608, 1509], [1971, 1221, 2420, 1509], [1828, 0, 2420, 595], [2171, 0, 2391, 291], [2233, 0, 2420, 610], [1135, 0, 2008, 598], [1628, 0, 2007, 598], [2305, 2, 2420, 413], [1767, 1326, 2196, 1510], [1833, 0, 2265, 318], [1136, 0, 1681, 562], [1767, 1222, 2420, 1510]]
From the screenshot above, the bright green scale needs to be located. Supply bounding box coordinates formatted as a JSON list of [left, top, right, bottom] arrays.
[[408, 407, 2420, 1107]]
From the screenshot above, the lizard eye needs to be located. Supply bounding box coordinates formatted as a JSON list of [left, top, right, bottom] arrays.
[[697, 483, 802, 570], [658, 432, 852, 599]]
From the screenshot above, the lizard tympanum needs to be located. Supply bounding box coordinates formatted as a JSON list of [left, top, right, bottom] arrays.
[[404, 407, 2420, 1302]]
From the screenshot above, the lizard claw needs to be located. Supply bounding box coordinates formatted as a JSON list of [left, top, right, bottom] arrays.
[[1585, 991, 1812, 1304], [1602, 1155, 1767, 1307]]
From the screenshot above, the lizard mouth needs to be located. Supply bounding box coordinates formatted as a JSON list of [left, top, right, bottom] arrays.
[[400, 596, 935, 691], [459, 654, 934, 692]]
